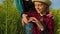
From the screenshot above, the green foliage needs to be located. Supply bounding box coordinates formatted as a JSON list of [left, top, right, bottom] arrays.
[[0, 0, 60, 34], [51, 9, 60, 34], [0, 0, 24, 34], [0, 5, 6, 34]]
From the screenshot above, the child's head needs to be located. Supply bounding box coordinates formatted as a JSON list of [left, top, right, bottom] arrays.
[[32, 0, 51, 14]]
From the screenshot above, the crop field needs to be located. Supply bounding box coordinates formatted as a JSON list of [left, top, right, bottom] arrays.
[[0, 0, 60, 34]]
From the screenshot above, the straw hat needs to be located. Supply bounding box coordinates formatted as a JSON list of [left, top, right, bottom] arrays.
[[32, 0, 51, 6]]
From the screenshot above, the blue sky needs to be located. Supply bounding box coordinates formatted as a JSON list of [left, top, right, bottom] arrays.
[[0, 0, 2, 3], [50, 0, 60, 9], [0, 0, 60, 9]]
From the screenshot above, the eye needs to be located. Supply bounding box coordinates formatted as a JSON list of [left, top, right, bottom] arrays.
[[38, 4, 42, 6]]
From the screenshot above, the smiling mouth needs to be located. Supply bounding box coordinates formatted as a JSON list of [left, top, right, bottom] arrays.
[[38, 9, 42, 12]]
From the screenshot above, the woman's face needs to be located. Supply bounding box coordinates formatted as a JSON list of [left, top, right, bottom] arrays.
[[34, 2, 47, 13]]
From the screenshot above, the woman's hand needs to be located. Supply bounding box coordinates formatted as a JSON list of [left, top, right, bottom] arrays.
[[22, 14, 39, 24], [47, 12, 53, 17], [22, 14, 44, 31], [22, 14, 28, 26]]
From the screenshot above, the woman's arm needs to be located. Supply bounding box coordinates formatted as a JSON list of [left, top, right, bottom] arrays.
[[47, 12, 53, 18], [22, 14, 34, 26], [22, 14, 28, 26]]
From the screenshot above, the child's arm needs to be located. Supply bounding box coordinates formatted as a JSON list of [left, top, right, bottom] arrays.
[[46, 12, 55, 34], [47, 17, 55, 34], [29, 17, 44, 31]]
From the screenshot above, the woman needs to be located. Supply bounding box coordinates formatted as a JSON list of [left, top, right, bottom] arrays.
[[22, 0, 55, 34]]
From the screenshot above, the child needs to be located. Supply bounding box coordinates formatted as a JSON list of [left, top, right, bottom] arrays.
[[22, 0, 55, 34]]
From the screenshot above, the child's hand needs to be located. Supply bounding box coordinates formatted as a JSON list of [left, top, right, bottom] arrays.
[[28, 17, 44, 31]]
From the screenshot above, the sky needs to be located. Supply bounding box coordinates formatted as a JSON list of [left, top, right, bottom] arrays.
[[0, 0, 60, 9], [50, 0, 60, 9], [0, 0, 2, 3]]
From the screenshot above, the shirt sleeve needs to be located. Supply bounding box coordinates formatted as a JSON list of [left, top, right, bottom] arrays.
[[47, 17, 55, 34]]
